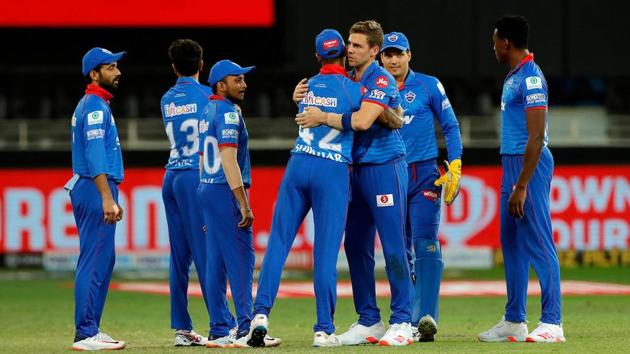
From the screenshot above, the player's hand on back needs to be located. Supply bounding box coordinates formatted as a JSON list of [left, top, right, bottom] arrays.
[[239, 207, 254, 228], [295, 106, 326, 128], [293, 78, 308, 104]]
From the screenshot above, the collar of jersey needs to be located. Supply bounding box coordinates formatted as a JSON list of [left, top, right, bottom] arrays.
[[85, 84, 113, 102], [399, 69, 416, 90], [319, 64, 350, 78], [506, 53, 534, 79], [209, 94, 234, 106], [176, 76, 199, 85]]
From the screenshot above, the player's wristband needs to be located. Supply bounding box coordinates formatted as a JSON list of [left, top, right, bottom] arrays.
[[341, 112, 353, 131]]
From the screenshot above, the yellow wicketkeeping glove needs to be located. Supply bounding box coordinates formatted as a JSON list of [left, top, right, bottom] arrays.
[[434, 159, 462, 206]]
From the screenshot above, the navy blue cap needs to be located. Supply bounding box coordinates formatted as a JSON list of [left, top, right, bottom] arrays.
[[315, 29, 345, 59], [381, 32, 410, 52], [208, 60, 255, 86], [82, 47, 126, 76]]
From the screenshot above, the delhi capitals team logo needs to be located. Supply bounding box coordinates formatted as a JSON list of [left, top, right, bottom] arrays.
[[387, 34, 398, 42], [405, 91, 416, 103]]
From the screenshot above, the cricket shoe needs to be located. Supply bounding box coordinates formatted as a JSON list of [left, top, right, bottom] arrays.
[[312, 331, 342, 347], [263, 335, 282, 347], [206, 328, 235, 348], [478, 316, 528, 342], [412, 327, 420, 342], [173, 329, 206, 347], [378, 322, 413, 346], [338, 321, 385, 345], [72, 332, 126, 351], [526, 322, 566, 343], [418, 315, 438, 342], [246, 314, 269, 347], [229, 330, 252, 348]]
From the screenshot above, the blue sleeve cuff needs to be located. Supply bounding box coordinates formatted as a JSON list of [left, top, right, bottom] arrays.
[[342, 112, 353, 131]]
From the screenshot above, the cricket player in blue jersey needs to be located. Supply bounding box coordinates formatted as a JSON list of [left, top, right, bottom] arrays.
[[249, 29, 364, 348], [68, 47, 126, 351], [296, 20, 413, 346], [478, 15, 565, 343], [160, 39, 211, 346], [197, 60, 281, 349], [380, 32, 463, 342]]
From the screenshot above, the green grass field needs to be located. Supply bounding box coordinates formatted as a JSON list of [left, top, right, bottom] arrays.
[[1, 268, 629, 353]]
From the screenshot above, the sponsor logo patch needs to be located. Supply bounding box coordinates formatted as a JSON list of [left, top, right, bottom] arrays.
[[405, 91, 416, 103], [301, 91, 338, 107], [423, 189, 439, 201], [87, 110, 103, 125], [368, 89, 385, 100], [86, 128, 105, 140], [164, 102, 197, 118], [375, 75, 389, 88], [437, 81, 446, 95], [525, 76, 543, 90], [221, 129, 239, 139], [441, 98, 451, 110], [360, 86, 368, 95], [376, 194, 394, 207], [224, 111, 240, 125], [322, 39, 339, 50], [526, 93, 547, 105]]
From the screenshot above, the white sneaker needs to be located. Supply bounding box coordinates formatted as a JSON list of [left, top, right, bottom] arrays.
[[312, 331, 342, 347], [173, 329, 207, 347], [338, 321, 385, 345], [229, 332, 251, 348], [418, 315, 438, 342], [526, 322, 566, 343], [206, 328, 235, 348], [412, 327, 420, 342], [478, 317, 528, 342], [246, 314, 269, 347], [72, 332, 126, 351], [378, 322, 413, 346], [264, 335, 282, 347]]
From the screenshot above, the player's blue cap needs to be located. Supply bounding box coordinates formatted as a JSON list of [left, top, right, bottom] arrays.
[[381, 32, 410, 52], [315, 29, 345, 59], [82, 47, 126, 76], [208, 60, 255, 86]]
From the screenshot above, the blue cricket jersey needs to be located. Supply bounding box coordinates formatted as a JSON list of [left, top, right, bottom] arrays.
[[399, 69, 462, 163], [501, 54, 549, 155], [71, 84, 123, 182], [293, 64, 363, 164], [161, 76, 213, 170], [198, 95, 252, 187], [351, 61, 406, 164]]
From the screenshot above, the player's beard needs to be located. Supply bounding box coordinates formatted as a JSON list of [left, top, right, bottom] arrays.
[[227, 91, 244, 104], [99, 76, 120, 92]]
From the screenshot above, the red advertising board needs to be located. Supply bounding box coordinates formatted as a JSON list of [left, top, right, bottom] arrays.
[[0, 166, 628, 258], [0, 0, 274, 27]]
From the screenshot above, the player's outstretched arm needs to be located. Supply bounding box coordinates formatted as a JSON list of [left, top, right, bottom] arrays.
[[219, 146, 254, 228], [292, 78, 308, 105], [377, 106, 404, 129], [295, 101, 385, 131]]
